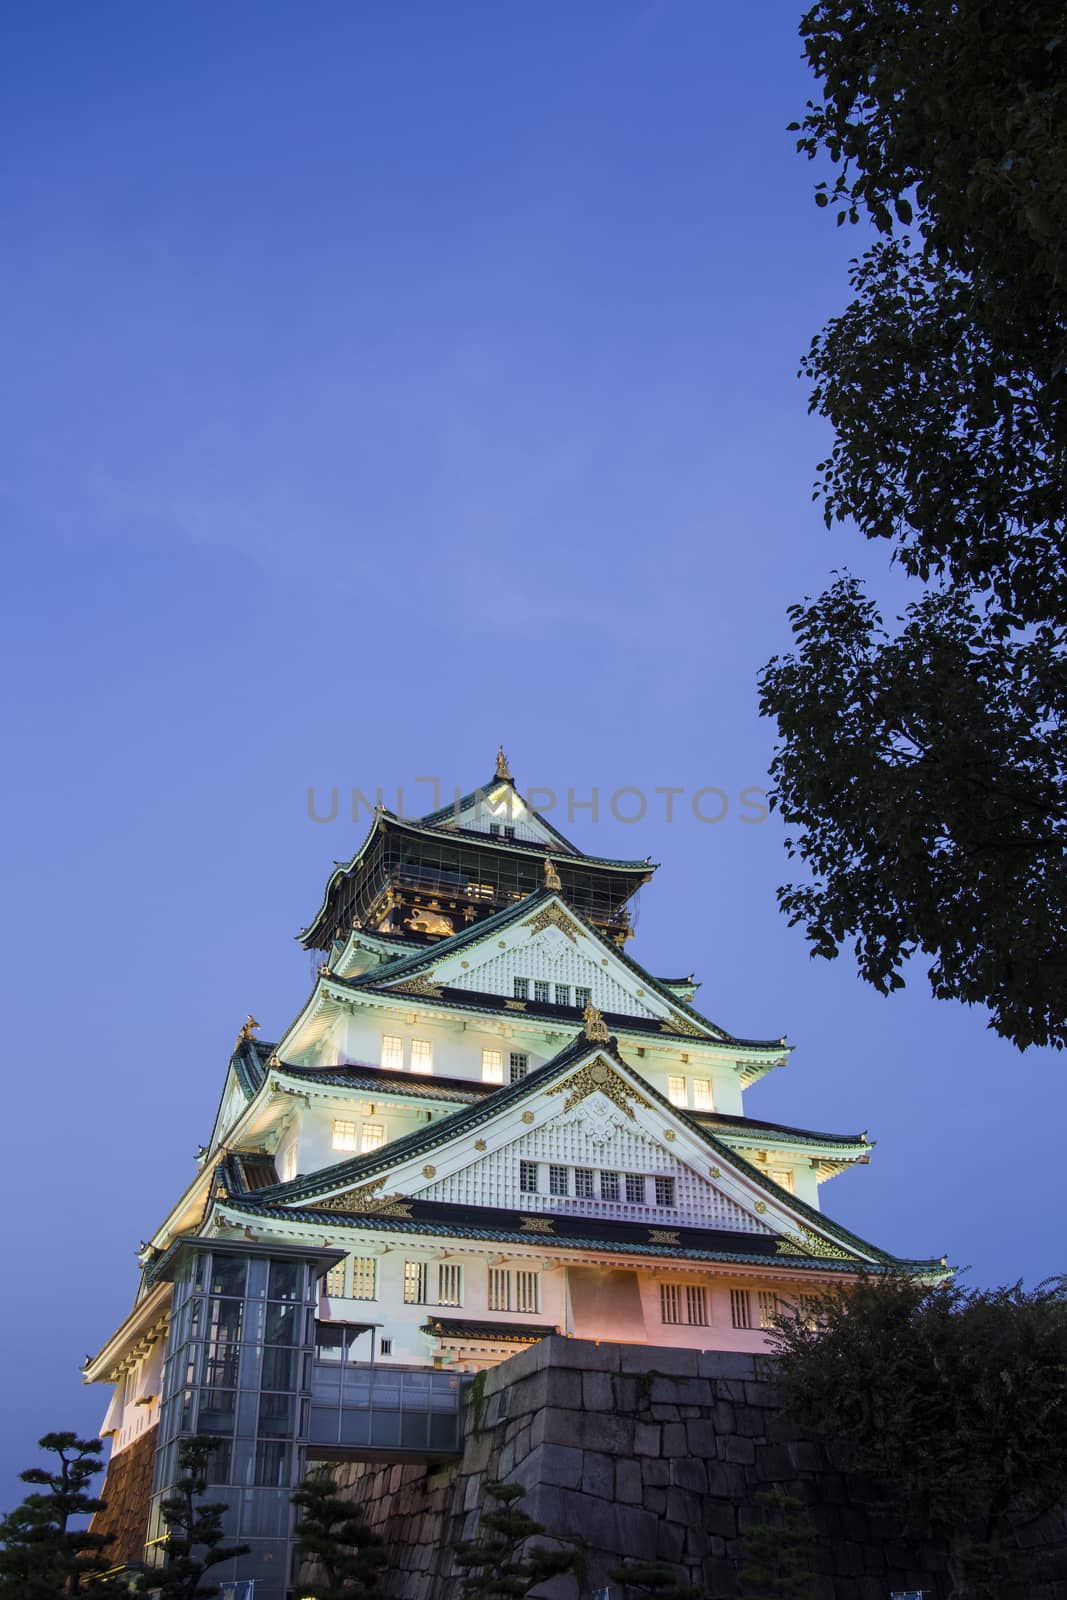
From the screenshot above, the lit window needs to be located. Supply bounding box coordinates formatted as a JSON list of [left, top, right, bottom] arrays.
[[325, 1259, 346, 1298], [730, 1288, 751, 1330], [332, 1119, 359, 1153], [667, 1076, 687, 1107], [509, 1052, 528, 1083], [381, 1035, 404, 1070], [519, 1161, 538, 1193], [660, 1283, 682, 1324], [351, 1258, 377, 1301], [481, 1049, 503, 1085], [533, 980, 550, 1004], [654, 1176, 676, 1208], [549, 1164, 568, 1197], [403, 1262, 428, 1304], [468, 881, 494, 901], [410, 1039, 433, 1075], [516, 1270, 540, 1314], [693, 1079, 714, 1111], [600, 1171, 620, 1202], [758, 1290, 779, 1330], [686, 1285, 708, 1326], [488, 1267, 511, 1311], [437, 1264, 462, 1307], [770, 1168, 794, 1193], [360, 1123, 385, 1153], [513, 978, 529, 1000], [575, 986, 591, 1009], [574, 1167, 594, 1199], [554, 984, 570, 1006], [625, 1173, 645, 1205], [797, 1293, 821, 1329]]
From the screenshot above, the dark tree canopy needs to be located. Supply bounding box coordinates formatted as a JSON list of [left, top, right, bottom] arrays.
[[763, 0, 1067, 1047], [0, 1433, 116, 1599], [291, 1471, 386, 1600], [767, 1275, 1067, 1599], [452, 1481, 578, 1599], [138, 1437, 248, 1600]]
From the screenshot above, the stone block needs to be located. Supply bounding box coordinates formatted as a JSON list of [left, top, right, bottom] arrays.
[[704, 1459, 749, 1499], [620, 1344, 700, 1377], [526, 1443, 584, 1490], [670, 1456, 708, 1493], [582, 1370, 615, 1411], [702, 1498, 737, 1538], [753, 1443, 793, 1482], [642, 1458, 669, 1487], [698, 1351, 756, 1381], [581, 1451, 615, 1500], [656, 1517, 686, 1563], [650, 1375, 713, 1407], [714, 1377, 748, 1403], [611, 1374, 646, 1413], [666, 1487, 704, 1528], [721, 1434, 755, 1465], [661, 1422, 687, 1456], [645, 1486, 667, 1515], [650, 1403, 681, 1422], [633, 1421, 661, 1457], [541, 1336, 621, 1372], [544, 1369, 583, 1410], [712, 1399, 736, 1433], [497, 1440, 515, 1477], [736, 1405, 769, 1439], [744, 1378, 783, 1408], [615, 1458, 643, 1504]]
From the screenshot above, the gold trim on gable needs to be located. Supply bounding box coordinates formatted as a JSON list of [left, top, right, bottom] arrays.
[[550, 1056, 652, 1120], [522, 903, 580, 943]]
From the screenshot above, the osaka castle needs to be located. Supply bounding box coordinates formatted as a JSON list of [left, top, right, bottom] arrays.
[[84, 751, 940, 1595]]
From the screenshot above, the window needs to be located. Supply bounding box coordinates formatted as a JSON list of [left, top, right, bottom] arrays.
[[516, 1270, 540, 1314], [509, 1052, 528, 1083], [488, 822, 500, 836], [797, 1293, 822, 1329], [488, 1267, 511, 1311], [600, 1170, 620, 1202], [730, 1288, 751, 1330], [686, 1285, 708, 1326], [554, 984, 570, 1006], [379, 1338, 392, 1356], [513, 978, 529, 1000], [325, 1259, 346, 1297], [437, 1264, 462, 1307], [360, 1122, 385, 1153], [575, 986, 591, 1009], [667, 1075, 687, 1107], [381, 1035, 404, 1070], [533, 980, 550, 1004], [549, 1164, 569, 1197], [625, 1173, 645, 1205], [503, 825, 515, 840], [654, 1176, 676, 1208], [660, 1283, 682, 1324], [481, 1048, 503, 1085], [332, 1119, 359, 1153], [574, 1167, 594, 1199], [351, 1258, 377, 1301], [410, 1039, 433, 1074], [519, 1161, 539, 1193], [403, 1262, 428, 1304], [693, 1079, 714, 1111], [770, 1167, 794, 1193], [281, 1142, 298, 1182], [758, 1290, 779, 1330]]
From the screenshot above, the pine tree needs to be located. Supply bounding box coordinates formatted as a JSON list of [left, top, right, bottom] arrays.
[[737, 1489, 816, 1600], [607, 1557, 702, 1598], [452, 1481, 579, 1598], [0, 1431, 116, 1598], [290, 1470, 387, 1600], [138, 1436, 248, 1600]]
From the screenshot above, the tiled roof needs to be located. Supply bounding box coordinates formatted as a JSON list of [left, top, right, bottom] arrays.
[[697, 1112, 870, 1153], [420, 1316, 559, 1344]]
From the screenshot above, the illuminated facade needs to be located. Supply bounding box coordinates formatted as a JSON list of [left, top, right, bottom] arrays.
[[84, 752, 940, 1596]]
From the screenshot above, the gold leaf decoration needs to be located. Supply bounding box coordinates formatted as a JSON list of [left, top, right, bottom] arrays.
[[314, 1178, 414, 1219], [549, 1056, 652, 1120], [664, 1129, 676, 1143], [522, 903, 580, 943], [474, 1139, 487, 1152], [755, 1201, 767, 1214], [659, 1013, 705, 1037], [709, 1166, 721, 1179], [775, 1225, 857, 1261], [648, 1228, 680, 1245], [386, 973, 443, 998], [521, 1111, 535, 1124], [519, 1216, 554, 1233], [422, 1165, 437, 1179]]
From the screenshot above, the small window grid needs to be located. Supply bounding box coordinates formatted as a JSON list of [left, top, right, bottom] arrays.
[[360, 1123, 385, 1153], [381, 1035, 404, 1070], [516, 1270, 540, 1314], [667, 1075, 687, 1107], [625, 1173, 645, 1205], [549, 1164, 569, 1196], [509, 1052, 529, 1083], [437, 1264, 462, 1307], [403, 1262, 428, 1304], [654, 1176, 676, 1208], [686, 1285, 708, 1326], [693, 1079, 714, 1111], [519, 1161, 539, 1193], [554, 984, 570, 1006], [410, 1039, 433, 1074], [490, 1267, 540, 1314], [574, 986, 591, 1009], [513, 978, 529, 1000], [481, 1049, 504, 1085], [661, 1281, 708, 1326], [600, 1171, 620, 1201], [351, 1258, 377, 1301], [574, 1167, 594, 1199], [332, 1120, 359, 1153], [758, 1290, 779, 1330], [488, 1266, 510, 1311], [730, 1288, 751, 1330], [325, 1260, 346, 1298], [660, 1283, 682, 1324], [533, 980, 550, 1004]]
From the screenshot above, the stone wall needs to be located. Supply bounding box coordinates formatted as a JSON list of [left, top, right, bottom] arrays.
[[320, 1336, 1067, 1600], [91, 1425, 157, 1570]]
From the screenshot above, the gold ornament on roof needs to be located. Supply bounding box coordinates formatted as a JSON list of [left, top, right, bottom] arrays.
[[543, 856, 562, 891], [523, 902, 579, 943], [495, 745, 512, 781], [235, 1015, 260, 1048], [387, 972, 444, 998], [583, 1000, 610, 1042], [775, 1224, 857, 1261], [551, 1054, 651, 1120], [315, 1177, 415, 1219]]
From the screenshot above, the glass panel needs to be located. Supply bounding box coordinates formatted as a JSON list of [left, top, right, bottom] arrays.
[[236, 1389, 260, 1438], [203, 1438, 232, 1485], [312, 1364, 342, 1399], [268, 1261, 302, 1302], [430, 1412, 460, 1449], [257, 1393, 295, 1438], [309, 1406, 340, 1445], [371, 1370, 400, 1408], [401, 1370, 431, 1405], [401, 1411, 429, 1448], [265, 1302, 300, 1345], [198, 1388, 236, 1433], [209, 1256, 247, 1298], [368, 1411, 400, 1447], [314, 1323, 345, 1359], [342, 1367, 372, 1408], [253, 1444, 292, 1491], [246, 1257, 269, 1299], [206, 1297, 244, 1344], [262, 1347, 298, 1391], [339, 1408, 370, 1446]]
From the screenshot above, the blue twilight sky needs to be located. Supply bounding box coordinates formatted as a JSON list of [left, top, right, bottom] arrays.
[[1, 0, 1063, 1507]]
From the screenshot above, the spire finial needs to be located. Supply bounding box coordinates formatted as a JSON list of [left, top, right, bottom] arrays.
[[495, 744, 512, 782], [235, 1014, 260, 1048], [583, 999, 609, 1042], [543, 855, 562, 892]]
